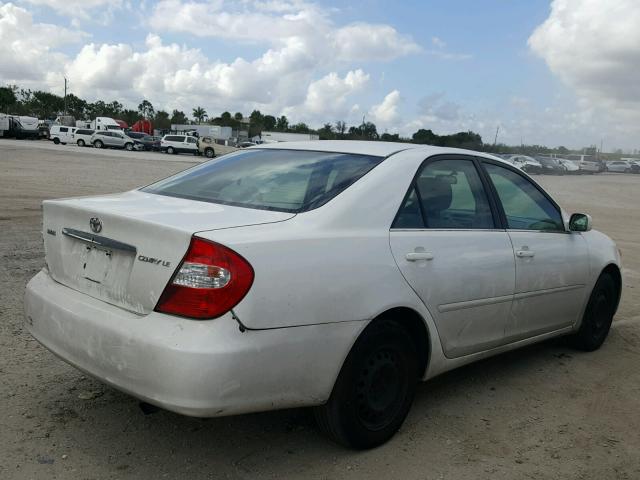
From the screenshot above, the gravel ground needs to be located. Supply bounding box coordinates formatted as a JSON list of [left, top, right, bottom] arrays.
[[1, 140, 639, 480]]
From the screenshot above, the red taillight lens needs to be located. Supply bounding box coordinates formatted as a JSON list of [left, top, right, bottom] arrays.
[[155, 237, 254, 319]]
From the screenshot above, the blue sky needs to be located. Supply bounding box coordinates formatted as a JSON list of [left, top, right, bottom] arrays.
[[2, 0, 639, 150]]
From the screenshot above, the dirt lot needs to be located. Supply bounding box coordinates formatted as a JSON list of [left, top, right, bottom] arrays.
[[1, 141, 639, 480]]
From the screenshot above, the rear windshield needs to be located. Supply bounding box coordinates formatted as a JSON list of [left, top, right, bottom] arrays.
[[142, 149, 383, 213]]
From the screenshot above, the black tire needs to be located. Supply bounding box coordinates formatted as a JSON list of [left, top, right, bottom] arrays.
[[77, 139, 85, 147], [205, 147, 215, 158], [568, 273, 617, 351], [167, 146, 175, 155], [125, 142, 133, 151], [314, 319, 419, 449], [94, 140, 104, 149], [53, 137, 60, 145]]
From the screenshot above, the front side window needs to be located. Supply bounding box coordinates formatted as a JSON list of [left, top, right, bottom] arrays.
[[143, 149, 383, 213], [187, 137, 197, 144], [393, 159, 494, 229], [484, 163, 564, 231]]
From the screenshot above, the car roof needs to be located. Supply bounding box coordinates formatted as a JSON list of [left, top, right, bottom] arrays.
[[253, 140, 511, 165]]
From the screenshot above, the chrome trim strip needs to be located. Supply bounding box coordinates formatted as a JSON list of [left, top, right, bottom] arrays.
[[513, 284, 585, 300], [62, 228, 136, 253], [438, 284, 585, 313], [438, 294, 513, 313]]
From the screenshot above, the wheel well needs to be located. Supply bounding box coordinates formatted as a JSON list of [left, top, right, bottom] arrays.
[[375, 307, 430, 377], [602, 264, 622, 311]]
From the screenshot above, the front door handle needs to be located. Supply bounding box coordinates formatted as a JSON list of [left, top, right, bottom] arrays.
[[516, 250, 535, 258], [406, 252, 434, 262]]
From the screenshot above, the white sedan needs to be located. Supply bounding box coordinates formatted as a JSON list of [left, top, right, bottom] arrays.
[[25, 142, 622, 449]]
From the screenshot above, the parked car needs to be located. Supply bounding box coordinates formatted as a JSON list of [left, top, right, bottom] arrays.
[[49, 125, 77, 145], [198, 136, 216, 158], [238, 141, 257, 148], [535, 156, 567, 175], [24, 141, 621, 449], [606, 161, 632, 173], [161, 134, 199, 155], [134, 135, 161, 151], [74, 129, 95, 147], [125, 131, 147, 141], [557, 158, 580, 173], [504, 155, 542, 174], [565, 155, 600, 174], [627, 160, 640, 173], [90, 130, 137, 150]]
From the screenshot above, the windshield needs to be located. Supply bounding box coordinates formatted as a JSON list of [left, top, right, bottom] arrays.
[[142, 149, 383, 213]]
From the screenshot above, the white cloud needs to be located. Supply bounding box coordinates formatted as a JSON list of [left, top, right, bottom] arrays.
[[149, 0, 420, 63], [0, 3, 87, 83], [370, 90, 400, 126], [296, 69, 369, 118], [431, 36, 446, 48], [529, 0, 640, 125], [22, 0, 124, 23]]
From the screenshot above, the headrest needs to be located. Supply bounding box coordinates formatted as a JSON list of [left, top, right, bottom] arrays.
[[417, 177, 453, 213]]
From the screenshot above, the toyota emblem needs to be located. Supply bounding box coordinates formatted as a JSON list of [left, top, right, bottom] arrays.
[[89, 217, 102, 233]]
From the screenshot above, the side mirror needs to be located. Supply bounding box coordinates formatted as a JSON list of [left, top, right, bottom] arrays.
[[569, 213, 592, 232]]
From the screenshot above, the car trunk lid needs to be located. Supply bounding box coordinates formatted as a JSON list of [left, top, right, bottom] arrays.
[[42, 190, 294, 314]]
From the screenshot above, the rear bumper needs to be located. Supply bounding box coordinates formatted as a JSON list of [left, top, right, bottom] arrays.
[[24, 270, 361, 417]]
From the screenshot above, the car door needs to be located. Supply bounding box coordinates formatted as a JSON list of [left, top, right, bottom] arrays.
[[186, 136, 198, 152], [481, 161, 589, 340], [390, 156, 515, 358]]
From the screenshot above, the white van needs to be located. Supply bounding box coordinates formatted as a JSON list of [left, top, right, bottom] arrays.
[[49, 125, 77, 144], [161, 134, 199, 155]]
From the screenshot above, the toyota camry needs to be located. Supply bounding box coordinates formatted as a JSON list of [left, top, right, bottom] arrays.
[[24, 141, 622, 449]]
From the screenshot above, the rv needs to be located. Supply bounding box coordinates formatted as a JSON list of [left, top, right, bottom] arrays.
[[8, 116, 40, 139], [0, 113, 9, 137]]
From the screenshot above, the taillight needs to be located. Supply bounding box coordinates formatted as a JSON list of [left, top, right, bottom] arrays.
[[155, 237, 254, 319]]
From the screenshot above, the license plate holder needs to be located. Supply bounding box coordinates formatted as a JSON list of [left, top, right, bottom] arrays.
[[83, 246, 113, 284]]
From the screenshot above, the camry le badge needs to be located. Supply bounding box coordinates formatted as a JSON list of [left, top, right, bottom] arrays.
[[89, 217, 102, 233]]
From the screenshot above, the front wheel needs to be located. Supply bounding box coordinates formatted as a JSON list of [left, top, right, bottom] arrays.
[[125, 142, 133, 151], [53, 137, 60, 145], [77, 139, 85, 147], [314, 319, 419, 449], [94, 140, 104, 149], [204, 147, 215, 158], [167, 146, 175, 155], [568, 273, 617, 351]]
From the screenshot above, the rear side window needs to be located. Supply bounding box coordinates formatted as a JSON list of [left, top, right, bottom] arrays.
[[393, 159, 495, 229], [143, 149, 383, 213], [484, 163, 564, 231], [77, 129, 94, 135], [60, 127, 68, 132], [165, 135, 184, 142]]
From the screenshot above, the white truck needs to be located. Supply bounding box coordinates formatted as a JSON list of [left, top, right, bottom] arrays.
[[76, 117, 121, 131]]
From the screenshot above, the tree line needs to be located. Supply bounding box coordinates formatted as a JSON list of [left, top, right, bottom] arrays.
[[0, 83, 601, 155]]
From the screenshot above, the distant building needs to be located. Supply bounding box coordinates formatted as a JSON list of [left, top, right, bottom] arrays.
[[171, 124, 232, 140], [259, 131, 320, 143]]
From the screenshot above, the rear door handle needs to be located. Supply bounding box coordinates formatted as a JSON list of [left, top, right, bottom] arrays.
[[516, 250, 535, 258], [406, 252, 434, 262]]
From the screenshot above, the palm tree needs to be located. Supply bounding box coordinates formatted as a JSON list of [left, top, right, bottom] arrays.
[[192, 107, 207, 124]]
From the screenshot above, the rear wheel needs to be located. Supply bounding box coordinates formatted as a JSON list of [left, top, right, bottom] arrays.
[[94, 140, 104, 149], [77, 139, 85, 147], [314, 319, 419, 449], [568, 273, 617, 351], [53, 137, 60, 145], [167, 146, 175, 155], [205, 147, 215, 158]]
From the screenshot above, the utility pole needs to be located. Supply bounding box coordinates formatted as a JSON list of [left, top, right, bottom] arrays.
[[64, 77, 68, 116], [493, 125, 500, 146]]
